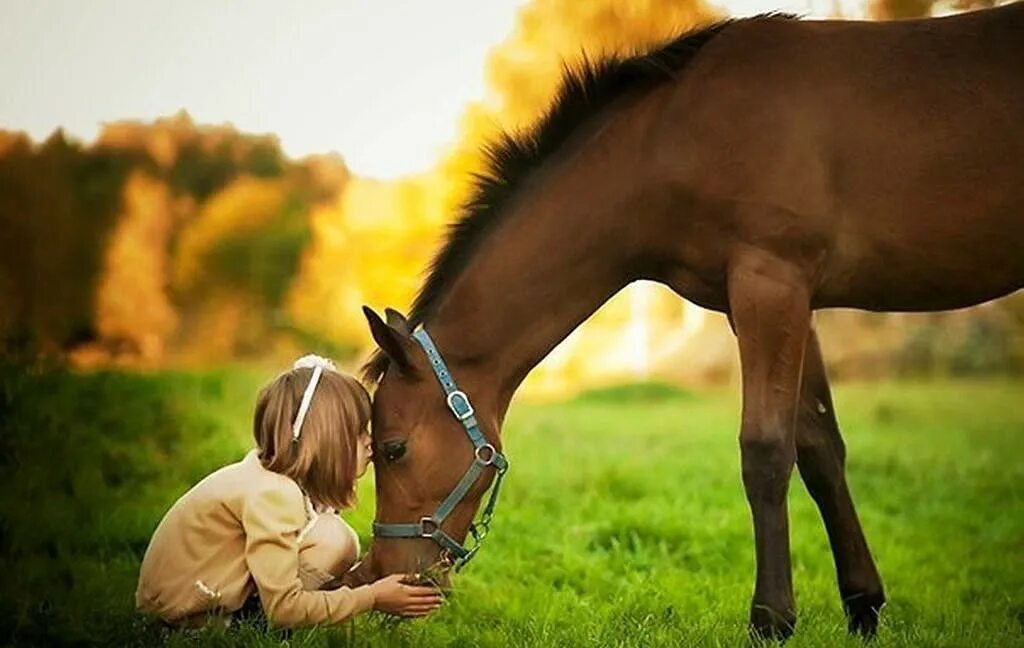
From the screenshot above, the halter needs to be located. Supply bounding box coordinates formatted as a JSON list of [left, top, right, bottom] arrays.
[[371, 326, 510, 571]]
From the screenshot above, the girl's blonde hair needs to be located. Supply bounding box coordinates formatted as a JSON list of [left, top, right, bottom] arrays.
[[253, 366, 370, 510]]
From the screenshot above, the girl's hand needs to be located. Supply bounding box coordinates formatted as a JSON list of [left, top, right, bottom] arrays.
[[370, 574, 443, 617]]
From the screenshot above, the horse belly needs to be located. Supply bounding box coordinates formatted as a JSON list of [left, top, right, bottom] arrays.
[[824, 215, 1024, 313], [823, 152, 1024, 312], [823, 105, 1024, 310], [805, 11, 1024, 312]]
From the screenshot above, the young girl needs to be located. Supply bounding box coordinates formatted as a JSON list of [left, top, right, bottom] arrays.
[[136, 355, 442, 628]]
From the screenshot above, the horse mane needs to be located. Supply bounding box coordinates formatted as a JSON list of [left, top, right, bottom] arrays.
[[362, 13, 795, 385]]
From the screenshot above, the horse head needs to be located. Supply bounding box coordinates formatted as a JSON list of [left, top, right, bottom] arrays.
[[346, 306, 508, 591]]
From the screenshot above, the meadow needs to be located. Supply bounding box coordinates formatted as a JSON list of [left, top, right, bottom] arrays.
[[1, 362, 1021, 647]]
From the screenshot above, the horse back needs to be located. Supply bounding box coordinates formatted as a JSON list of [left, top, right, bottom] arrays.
[[656, 5, 1024, 311]]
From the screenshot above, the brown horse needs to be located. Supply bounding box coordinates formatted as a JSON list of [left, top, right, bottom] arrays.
[[347, 5, 1024, 640]]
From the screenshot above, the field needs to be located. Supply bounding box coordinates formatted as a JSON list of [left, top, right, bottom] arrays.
[[1, 363, 1022, 647]]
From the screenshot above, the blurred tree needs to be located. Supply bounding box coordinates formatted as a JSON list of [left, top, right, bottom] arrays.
[[0, 131, 139, 356], [243, 141, 285, 178], [94, 171, 180, 362], [287, 176, 442, 344], [169, 140, 237, 202], [869, 0, 998, 19], [869, 0, 935, 18], [171, 177, 306, 360], [1, 118, 348, 364]]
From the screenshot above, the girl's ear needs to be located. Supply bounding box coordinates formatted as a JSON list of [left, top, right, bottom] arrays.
[[362, 306, 415, 373]]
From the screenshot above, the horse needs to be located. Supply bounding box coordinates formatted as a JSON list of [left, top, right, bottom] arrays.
[[345, 5, 1024, 639]]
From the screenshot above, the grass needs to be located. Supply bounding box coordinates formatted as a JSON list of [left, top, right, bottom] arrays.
[[1, 364, 1022, 646]]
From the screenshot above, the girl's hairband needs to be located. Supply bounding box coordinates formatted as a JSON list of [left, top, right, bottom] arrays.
[[291, 354, 336, 441]]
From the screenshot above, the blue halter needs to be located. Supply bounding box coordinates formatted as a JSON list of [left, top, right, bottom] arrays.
[[371, 325, 510, 571]]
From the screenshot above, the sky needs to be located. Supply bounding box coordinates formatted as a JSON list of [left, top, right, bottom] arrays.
[[0, 0, 858, 179], [0, 0, 531, 178]]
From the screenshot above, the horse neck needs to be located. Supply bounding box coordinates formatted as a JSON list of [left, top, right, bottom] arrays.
[[426, 109, 664, 422]]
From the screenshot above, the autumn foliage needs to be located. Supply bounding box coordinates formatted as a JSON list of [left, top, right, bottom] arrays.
[[0, 113, 350, 364], [1, 0, 1021, 387]]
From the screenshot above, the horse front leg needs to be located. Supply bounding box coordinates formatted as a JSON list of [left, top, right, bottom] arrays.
[[796, 329, 886, 636], [728, 253, 811, 641]]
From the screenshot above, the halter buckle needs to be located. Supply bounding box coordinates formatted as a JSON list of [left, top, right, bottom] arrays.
[[446, 390, 474, 421]]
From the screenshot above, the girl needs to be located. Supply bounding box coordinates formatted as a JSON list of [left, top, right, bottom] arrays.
[[136, 355, 442, 628]]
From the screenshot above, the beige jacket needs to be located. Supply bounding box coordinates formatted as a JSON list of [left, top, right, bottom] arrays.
[[136, 450, 376, 627]]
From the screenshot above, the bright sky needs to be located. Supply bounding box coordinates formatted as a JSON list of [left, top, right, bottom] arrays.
[[0, 0, 530, 178], [0, 0, 854, 179]]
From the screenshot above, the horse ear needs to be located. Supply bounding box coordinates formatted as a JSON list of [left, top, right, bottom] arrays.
[[384, 308, 411, 335], [363, 306, 414, 371]]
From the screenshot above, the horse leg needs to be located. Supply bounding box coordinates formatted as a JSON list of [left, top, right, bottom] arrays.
[[728, 253, 810, 640], [796, 329, 886, 636]]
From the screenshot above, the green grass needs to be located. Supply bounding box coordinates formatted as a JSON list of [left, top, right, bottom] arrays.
[[1, 364, 1022, 646]]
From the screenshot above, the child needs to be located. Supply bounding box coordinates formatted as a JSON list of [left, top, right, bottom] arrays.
[[136, 355, 442, 628]]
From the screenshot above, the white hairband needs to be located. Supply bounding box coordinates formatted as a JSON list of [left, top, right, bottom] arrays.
[[291, 354, 336, 441]]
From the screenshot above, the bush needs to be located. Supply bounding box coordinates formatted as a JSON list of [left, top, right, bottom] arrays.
[[0, 361, 262, 646]]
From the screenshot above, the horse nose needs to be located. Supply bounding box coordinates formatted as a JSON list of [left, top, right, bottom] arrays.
[[409, 565, 452, 593]]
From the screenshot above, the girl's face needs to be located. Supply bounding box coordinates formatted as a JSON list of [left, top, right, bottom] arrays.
[[355, 427, 373, 478]]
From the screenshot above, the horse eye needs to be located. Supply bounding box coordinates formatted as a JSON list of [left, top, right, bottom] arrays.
[[380, 440, 407, 463]]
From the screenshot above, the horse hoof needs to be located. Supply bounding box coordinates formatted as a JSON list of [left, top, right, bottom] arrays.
[[843, 590, 886, 638], [749, 604, 796, 642]]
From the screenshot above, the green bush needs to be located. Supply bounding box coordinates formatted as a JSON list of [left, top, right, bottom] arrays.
[[0, 361, 263, 646]]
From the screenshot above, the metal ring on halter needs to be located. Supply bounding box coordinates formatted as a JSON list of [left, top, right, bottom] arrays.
[[474, 443, 497, 466], [419, 517, 440, 538]]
